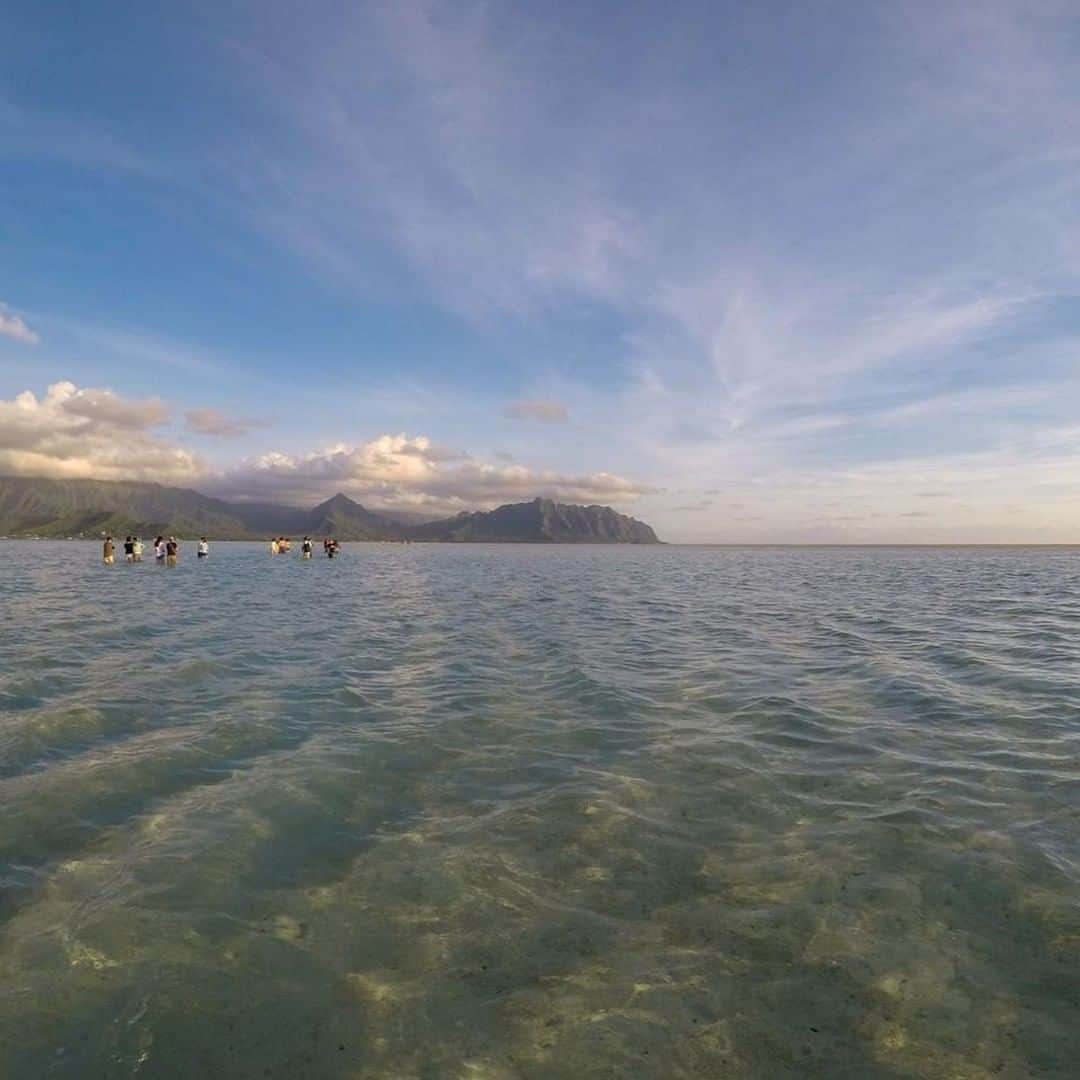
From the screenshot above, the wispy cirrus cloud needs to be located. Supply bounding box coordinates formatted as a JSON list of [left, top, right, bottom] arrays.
[[0, 303, 38, 345], [59, 321, 222, 375], [216, 2, 1073, 421], [502, 399, 568, 423], [185, 407, 267, 437], [644, 416, 1080, 543], [211, 0, 653, 320], [0, 95, 164, 179]]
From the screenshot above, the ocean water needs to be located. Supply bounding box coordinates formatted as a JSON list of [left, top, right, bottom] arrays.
[[1, 541, 1079, 1079]]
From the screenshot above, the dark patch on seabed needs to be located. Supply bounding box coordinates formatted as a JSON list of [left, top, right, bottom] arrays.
[[1, 541, 1079, 1077]]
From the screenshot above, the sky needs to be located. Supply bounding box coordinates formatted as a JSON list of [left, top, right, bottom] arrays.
[[2, 0, 1079, 542]]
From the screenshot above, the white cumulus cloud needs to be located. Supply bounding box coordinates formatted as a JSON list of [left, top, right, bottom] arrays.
[[0, 382, 203, 483]]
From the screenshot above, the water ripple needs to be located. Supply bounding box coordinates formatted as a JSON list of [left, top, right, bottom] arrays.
[[1, 541, 1079, 1077]]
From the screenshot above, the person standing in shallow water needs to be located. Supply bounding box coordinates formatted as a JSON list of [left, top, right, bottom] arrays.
[[301, 536, 313, 560], [132, 536, 143, 562], [165, 536, 178, 567], [197, 537, 209, 559], [154, 536, 166, 564], [123, 535, 135, 563], [102, 535, 115, 565]]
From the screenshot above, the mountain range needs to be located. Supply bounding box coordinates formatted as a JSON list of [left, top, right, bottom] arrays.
[[0, 477, 660, 543]]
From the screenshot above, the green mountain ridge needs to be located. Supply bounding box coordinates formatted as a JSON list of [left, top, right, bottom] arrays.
[[0, 477, 660, 543], [407, 498, 659, 543]]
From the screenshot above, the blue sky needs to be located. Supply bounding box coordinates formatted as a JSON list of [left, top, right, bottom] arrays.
[[2, 0, 1079, 540]]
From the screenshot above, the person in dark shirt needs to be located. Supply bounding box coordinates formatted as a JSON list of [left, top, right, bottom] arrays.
[[165, 537, 179, 567], [103, 535, 115, 565], [123, 536, 135, 563]]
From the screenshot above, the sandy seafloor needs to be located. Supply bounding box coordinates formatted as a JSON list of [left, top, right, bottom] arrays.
[[1, 540, 1078, 1078]]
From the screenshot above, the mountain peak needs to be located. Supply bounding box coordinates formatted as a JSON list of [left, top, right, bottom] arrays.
[[312, 492, 361, 512]]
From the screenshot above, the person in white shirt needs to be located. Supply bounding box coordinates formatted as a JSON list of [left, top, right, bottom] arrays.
[[197, 538, 209, 559]]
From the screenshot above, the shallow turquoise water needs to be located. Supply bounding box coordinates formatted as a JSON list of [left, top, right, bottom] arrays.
[[1, 540, 1079, 1078]]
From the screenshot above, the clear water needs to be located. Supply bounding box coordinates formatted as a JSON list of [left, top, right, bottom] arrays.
[[2, 541, 1079, 1079]]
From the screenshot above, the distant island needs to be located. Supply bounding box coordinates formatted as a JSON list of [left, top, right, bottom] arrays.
[[0, 477, 660, 544]]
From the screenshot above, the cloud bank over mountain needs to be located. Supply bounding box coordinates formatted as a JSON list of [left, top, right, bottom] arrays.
[[0, 382, 649, 513], [208, 434, 647, 513]]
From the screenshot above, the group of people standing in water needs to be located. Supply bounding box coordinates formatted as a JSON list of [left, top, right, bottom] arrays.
[[271, 536, 341, 558], [103, 533, 342, 565], [102, 535, 206, 566]]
